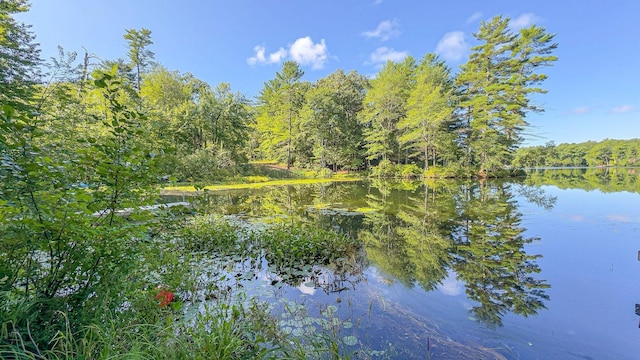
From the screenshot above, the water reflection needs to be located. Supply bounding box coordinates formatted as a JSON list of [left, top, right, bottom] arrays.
[[168, 178, 557, 328], [451, 182, 550, 327], [354, 180, 551, 327], [525, 167, 640, 194]]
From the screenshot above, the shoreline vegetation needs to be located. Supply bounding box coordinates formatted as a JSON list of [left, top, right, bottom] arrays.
[[159, 164, 639, 196], [162, 176, 362, 194]]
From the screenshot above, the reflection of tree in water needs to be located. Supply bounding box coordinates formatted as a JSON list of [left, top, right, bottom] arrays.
[[357, 180, 551, 327], [395, 183, 457, 290], [357, 181, 457, 290], [451, 181, 549, 327], [193, 179, 552, 327], [525, 167, 640, 194], [358, 183, 414, 285]]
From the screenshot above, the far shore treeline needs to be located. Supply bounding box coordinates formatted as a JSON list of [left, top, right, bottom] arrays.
[[514, 138, 640, 168]]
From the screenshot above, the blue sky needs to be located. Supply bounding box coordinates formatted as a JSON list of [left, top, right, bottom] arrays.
[[17, 0, 639, 146]]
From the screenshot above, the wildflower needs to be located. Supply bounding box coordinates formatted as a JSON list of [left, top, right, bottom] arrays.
[[156, 288, 174, 307]]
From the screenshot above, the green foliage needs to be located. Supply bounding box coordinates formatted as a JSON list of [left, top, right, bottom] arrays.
[[515, 138, 640, 168], [397, 163, 422, 179], [300, 69, 368, 171], [359, 57, 415, 163], [123, 27, 154, 92], [423, 164, 467, 179], [456, 16, 557, 174], [0, 66, 158, 347], [261, 224, 360, 279], [369, 159, 397, 178], [369, 162, 423, 179], [0, 0, 41, 111], [399, 54, 455, 170], [255, 61, 307, 169], [176, 147, 236, 182]]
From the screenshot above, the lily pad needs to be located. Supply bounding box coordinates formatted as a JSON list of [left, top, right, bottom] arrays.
[[343, 335, 358, 346]]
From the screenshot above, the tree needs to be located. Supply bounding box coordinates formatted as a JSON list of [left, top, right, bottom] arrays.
[[359, 57, 415, 164], [0, 0, 41, 111], [199, 82, 253, 163], [140, 66, 207, 154], [0, 65, 158, 344], [256, 61, 306, 168], [399, 54, 455, 170], [457, 16, 557, 175], [124, 28, 155, 93], [301, 69, 368, 170]]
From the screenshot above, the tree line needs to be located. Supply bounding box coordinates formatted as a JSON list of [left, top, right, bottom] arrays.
[[514, 139, 640, 168], [2, 0, 559, 184], [256, 20, 558, 177]]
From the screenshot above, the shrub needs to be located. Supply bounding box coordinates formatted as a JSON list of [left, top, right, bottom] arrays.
[[424, 165, 467, 178], [369, 159, 396, 178], [397, 163, 422, 179]]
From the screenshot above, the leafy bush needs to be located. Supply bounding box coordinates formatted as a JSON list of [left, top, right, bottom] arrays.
[[397, 163, 422, 179], [292, 168, 333, 179], [245, 175, 270, 183], [424, 165, 467, 178], [369, 159, 396, 178], [0, 71, 161, 347]]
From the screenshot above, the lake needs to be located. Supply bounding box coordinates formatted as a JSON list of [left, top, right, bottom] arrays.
[[164, 168, 640, 359]]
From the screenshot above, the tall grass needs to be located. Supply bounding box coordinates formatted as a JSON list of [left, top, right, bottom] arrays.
[[2, 215, 371, 359]]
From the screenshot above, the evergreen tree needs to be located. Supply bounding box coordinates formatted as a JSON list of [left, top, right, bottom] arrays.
[[358, 57, 415, 164], [0, 0, 41, 111], [124, 28, 155, 93], [256, 61, 306, 168], [399, 54, 455, 170], [457, 16, 557, 175]]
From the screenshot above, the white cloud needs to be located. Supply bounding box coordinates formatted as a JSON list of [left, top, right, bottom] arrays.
[[289, 36, 328, 69], [571, 106, 590, 114], [366, 46, 409, 65], [247, 37, 328, 69], [606, 214, 631, 222], [510, 13, 539, 30], [467, 11, 483, 24], [611, 105, 636, 113], [435, 31, 468, 61], [247, 45, 286, 66], [362, 19, 400, 42], [247, 45, 266, 66], [373, 0, 383, 4], [268, 48, 287, 63], [437, 272, 463, 296]]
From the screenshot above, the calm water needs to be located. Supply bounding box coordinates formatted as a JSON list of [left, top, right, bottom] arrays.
[[165, 168, 640, 359]]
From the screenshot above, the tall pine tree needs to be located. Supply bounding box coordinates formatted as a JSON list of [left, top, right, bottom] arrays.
[[399, 54, 455, 170], [256, 61, 306, 168], [359, 57, 415, 164], [456, 16, 557, 175]]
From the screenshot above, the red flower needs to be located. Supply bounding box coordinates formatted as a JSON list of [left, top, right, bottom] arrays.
[[156, 289, 174, 307]]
